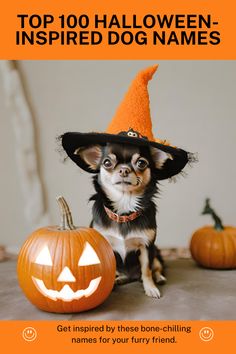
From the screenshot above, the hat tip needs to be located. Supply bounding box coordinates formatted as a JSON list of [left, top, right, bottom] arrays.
[[138, 64, 158, 83]]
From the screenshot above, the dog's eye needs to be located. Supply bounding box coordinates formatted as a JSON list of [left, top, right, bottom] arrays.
[[136, 158, 148, 170], [103, 158, 113, 169]]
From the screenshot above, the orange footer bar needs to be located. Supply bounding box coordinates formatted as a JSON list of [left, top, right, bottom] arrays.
[[0, 320, 235, 354]]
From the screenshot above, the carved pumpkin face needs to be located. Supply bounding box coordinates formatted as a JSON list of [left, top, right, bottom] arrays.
[[33, 240, 102, 302], [17, 226, 116, 313]]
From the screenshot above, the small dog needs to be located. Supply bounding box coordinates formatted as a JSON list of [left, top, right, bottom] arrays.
[[75, 142, 171, 298]]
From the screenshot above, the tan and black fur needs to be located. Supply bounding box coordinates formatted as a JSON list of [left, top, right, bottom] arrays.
[[75, 143, 170, 298]]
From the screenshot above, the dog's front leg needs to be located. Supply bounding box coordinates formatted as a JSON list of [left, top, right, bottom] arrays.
[[139, 245, 161, 298]]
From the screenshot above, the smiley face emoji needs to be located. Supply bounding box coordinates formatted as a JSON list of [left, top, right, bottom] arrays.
[[199, 327, 214, 341], [22, 327, 37, 341]]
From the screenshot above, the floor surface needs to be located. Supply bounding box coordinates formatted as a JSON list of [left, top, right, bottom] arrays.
[[0, 258, 235, 320]]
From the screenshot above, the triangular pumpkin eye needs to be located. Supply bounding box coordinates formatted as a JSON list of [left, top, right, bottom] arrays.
[[35, 246, 53, 266], [78, 242, 100, 266]]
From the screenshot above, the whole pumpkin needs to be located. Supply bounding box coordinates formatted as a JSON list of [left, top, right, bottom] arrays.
[[17, 196, 116, 313], [190, 199, 236, 269]]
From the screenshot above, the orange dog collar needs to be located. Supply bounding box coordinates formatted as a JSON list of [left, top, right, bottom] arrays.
[[104, 205, 142, 223]]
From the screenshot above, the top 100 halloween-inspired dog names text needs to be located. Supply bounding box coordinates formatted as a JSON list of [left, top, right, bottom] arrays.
[[16, 13, 220, 46]]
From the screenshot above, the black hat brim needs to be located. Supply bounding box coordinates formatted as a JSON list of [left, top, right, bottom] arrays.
[[61, 132, 190, 180]]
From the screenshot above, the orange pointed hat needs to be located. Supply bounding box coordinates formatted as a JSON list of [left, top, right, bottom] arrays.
[[106, 65, 156, 141], [61, 65, 191, 180]]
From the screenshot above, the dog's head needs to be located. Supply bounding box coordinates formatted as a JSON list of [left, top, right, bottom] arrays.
[[74, 143, 172, 194]]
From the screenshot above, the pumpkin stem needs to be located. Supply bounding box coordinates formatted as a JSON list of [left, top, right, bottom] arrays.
[[202, 198, 224, 231], [57, 196, 76, 230]]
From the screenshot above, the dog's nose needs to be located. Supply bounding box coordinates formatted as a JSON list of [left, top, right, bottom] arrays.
[[119, 166, 131, 177]]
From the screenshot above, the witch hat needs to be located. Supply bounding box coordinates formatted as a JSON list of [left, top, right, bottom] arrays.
[[61, 65, 191, 180]]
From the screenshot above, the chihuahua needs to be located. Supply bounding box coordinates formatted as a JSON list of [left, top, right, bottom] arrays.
[[74, 142, 171, 298]]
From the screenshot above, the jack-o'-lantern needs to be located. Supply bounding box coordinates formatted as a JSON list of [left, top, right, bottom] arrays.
[[17, 196, 116, 313]]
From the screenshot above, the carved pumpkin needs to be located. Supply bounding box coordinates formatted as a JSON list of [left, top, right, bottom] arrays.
[[17, 196, 116, 313], [190, 199, 236, 269]]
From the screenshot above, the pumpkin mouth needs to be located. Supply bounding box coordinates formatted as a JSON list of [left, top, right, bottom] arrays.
[[32, 276, 102, 302]]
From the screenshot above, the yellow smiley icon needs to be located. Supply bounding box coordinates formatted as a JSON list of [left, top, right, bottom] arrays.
[[199, 327, 214, 341], [22, 327, 37, 342]]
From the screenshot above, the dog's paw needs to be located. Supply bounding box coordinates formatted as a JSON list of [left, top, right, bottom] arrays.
[[115, 274, 130, 285], [143, 281, 161, 298]]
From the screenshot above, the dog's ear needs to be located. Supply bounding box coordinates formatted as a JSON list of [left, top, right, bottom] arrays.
[[150, 147, 173, 169], [74, 145, 103, 171]]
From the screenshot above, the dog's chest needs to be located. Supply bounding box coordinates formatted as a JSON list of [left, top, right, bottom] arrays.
[[103, 187, 141, 214], [93, 223, 155, 261]]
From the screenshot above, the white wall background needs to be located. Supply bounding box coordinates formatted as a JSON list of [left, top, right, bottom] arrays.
[[0, 60, 235, 252]]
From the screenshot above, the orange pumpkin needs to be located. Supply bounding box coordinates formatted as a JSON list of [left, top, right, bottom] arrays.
[[17, 196, 116, 313], [190, 199, 236, 269]]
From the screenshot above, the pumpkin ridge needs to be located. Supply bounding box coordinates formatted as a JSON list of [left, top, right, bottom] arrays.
[[194, 237, 201, 265], [61, 234, 66, 313], [228, 231, 236, 267], [206, 233, 212, 268], [219, 231, 225, 269], [50, 234, 56, 303]]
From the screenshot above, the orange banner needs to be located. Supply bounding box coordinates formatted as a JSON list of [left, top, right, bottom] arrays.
[[0, 0, 235, 59], [1, 320, 236, 353]]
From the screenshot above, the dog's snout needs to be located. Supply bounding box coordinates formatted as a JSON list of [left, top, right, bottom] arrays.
[[119, 166, 131, 177]]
